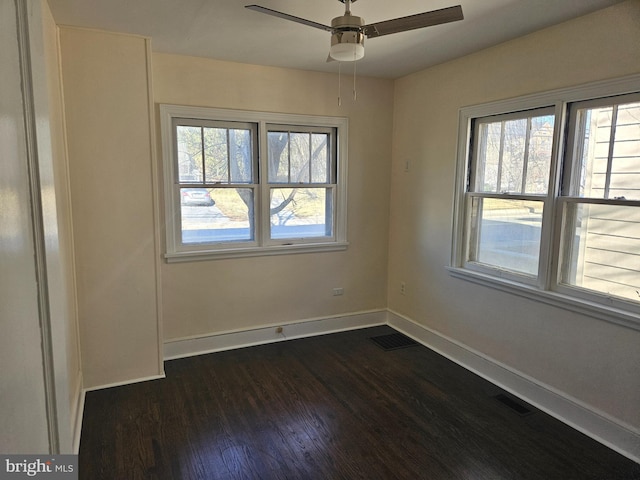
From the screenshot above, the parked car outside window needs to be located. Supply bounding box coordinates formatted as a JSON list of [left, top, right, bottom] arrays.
[[181, 188, 214, 206]]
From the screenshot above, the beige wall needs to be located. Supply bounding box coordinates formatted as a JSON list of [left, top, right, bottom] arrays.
[[59, 27, 162, 388], [388, 0, 640, 430], [153, 54, 394, 340]]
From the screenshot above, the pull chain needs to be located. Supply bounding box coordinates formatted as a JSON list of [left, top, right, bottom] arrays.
[[338, 61, 342, 106], [353, 56, 357, 101], [337, 59, 358, 106]]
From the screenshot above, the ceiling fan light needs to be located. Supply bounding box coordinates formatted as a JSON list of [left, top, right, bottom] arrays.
[[329, 31, 365, 61], [329, 43, 364, 61]]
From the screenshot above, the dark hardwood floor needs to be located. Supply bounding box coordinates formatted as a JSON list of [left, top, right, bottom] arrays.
[[79, 326, 640, 479]]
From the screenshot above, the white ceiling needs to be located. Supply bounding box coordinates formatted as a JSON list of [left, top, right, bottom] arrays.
[[47, 0, 625, 79]]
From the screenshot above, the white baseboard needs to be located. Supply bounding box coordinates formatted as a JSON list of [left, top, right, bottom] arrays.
[[387, 309, 640, 464], [83, 373, 166, 393], [164, 309, 387, 360]]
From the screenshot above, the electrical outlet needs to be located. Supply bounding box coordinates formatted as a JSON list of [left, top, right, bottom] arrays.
[[400, 282, 406, 295], [333, 287, 344, 296]]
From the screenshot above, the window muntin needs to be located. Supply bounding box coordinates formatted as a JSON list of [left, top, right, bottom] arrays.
[[161, 105, 348, 260], [465, 108, 555, 279]]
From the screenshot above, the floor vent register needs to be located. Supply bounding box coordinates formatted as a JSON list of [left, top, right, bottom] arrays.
[[370, 333, 419, 351]]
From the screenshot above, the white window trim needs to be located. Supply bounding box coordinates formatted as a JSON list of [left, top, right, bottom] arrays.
[[160, 104, 349, 262], [450, 74, 640, 331]]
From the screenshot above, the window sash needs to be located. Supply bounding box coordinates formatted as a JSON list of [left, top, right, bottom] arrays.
[[555, 197, 640, 310], [176, 184, 258, 251], [464, 193, 546, 281], [173, 118, 258, 186], [470, 107, 555, 196], [562, 93, 640, 200], [266, 124, 336, 185], [267, 185, 336, 244]]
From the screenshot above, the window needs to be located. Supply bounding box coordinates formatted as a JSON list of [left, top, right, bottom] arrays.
[[175, 119, 257, 245], [267, 125, 336, 242], [160, 105, 348, 261], [467, 108, 555, 278], [452, 76, 640, 327], [558, 96, 640, 304]]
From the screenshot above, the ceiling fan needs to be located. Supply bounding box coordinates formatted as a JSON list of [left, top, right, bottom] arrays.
[[245, 0, 464, 62]]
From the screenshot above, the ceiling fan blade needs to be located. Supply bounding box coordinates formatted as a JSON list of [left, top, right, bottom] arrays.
[[245, 5, 333, 32], [363, 5, 463, 38]]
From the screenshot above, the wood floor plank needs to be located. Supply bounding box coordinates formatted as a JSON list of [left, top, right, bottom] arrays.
[[79, 326, 640, 479]]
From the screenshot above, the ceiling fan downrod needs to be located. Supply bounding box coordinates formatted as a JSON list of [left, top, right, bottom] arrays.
[[340, 0, 354, 14]]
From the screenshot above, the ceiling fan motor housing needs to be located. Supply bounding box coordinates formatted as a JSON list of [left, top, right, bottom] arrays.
[[330, 14, 365, 61], [331, 12, 364, 30]]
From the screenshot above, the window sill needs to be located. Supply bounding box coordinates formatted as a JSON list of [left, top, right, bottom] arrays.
[[446, 267, 640, 332], [165, 241, 349, 263]]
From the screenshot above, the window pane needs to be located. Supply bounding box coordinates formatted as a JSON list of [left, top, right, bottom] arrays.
[[574, 101, 640, 200], [203, 127, 228, 183], [500, 118, 527, 193], [526, 116, 555, 194], [176, 126, 203, 183], [268, 131, 289, 183], [476, 123, 501, 192], [560, 202, 640, 303], [181, 188, 254, 244], [468, 197, 543, 275], [202, 128, 253, 184], [311, 133, 330, 183], [290, 133, 310, 183], [474, 114, 554, 194], [229, 129, 253, 183], [270, 188, 333, 239]]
